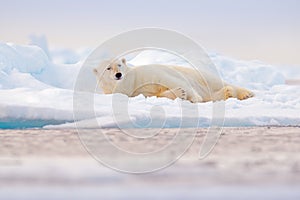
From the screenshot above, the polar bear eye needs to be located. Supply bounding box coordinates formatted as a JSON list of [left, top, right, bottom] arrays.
[[118, 64, 121, 67], [107, 67, 111, 70]]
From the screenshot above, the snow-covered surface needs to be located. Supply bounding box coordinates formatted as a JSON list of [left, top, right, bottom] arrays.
[[0, 42, 299, 129]]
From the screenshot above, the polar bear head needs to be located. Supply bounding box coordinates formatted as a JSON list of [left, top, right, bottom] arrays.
[[93, 58, 129, 93]]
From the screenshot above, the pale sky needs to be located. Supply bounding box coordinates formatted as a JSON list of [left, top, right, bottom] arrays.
[[1, 0, 300, 65]]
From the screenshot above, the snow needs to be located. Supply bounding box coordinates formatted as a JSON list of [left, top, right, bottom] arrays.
[[0, 41, 299, 129]]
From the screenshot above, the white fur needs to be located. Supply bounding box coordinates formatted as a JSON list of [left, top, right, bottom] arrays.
[[93, 58, 254, 103]]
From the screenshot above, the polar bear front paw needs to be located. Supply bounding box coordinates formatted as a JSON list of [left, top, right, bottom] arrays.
[[172, 87, 187, 100], [159, 87, 187, 100]]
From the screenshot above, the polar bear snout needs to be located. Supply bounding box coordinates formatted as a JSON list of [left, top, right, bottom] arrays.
[[115, 72, 122, 80]]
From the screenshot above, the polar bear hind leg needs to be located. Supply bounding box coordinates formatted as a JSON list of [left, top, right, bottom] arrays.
[[212, 86, 235, 101], [236, 87, 255, 100], [212, 85, 254, 101]]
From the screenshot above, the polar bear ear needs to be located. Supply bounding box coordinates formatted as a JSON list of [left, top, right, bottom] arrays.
[[93, 68, 98, 75], [121, 58, 126, 65]]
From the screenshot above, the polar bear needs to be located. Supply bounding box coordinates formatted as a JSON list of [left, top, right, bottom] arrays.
[[93, 58, 254, 103]]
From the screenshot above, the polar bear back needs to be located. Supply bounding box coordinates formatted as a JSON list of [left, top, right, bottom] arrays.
[[113, 64, 224, 97]]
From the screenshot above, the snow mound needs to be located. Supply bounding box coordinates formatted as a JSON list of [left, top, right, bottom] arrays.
[[0, 43, 49, 74], [210, 53, 286, 89]]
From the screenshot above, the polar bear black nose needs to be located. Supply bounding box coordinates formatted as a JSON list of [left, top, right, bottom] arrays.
[[115, 72, 122, 79]]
